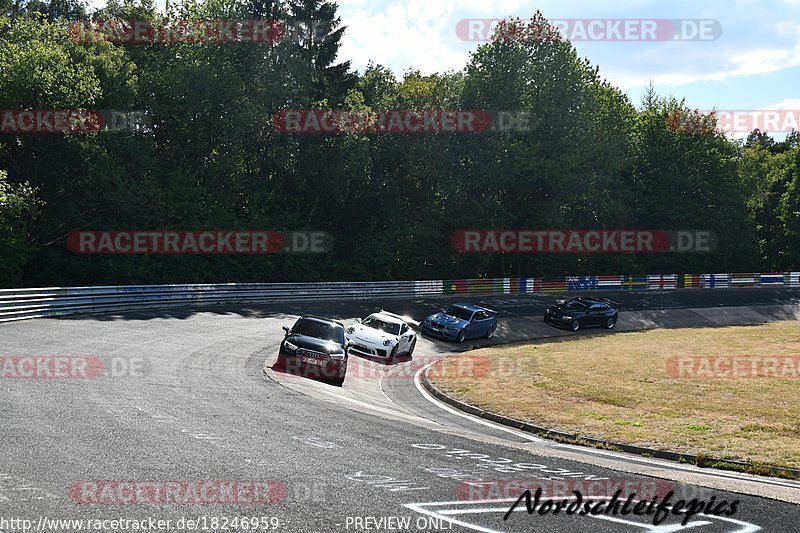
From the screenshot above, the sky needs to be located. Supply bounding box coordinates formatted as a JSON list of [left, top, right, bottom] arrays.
[[331, 0, 799, 115], [88, 0, 800, 127]]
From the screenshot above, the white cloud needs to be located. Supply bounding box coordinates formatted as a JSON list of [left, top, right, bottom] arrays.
[[338, 0, 536, 74], [340, 3, 453, 74], [608, 37, 800, 88], [764, 98, 800, 110]]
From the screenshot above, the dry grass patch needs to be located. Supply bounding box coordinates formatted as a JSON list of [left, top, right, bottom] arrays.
[[431, 321, 800, 469]]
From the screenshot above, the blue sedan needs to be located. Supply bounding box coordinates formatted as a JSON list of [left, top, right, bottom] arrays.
[[421, 303, 497, 343]]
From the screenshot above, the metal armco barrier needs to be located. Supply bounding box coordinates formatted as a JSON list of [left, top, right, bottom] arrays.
[[1, 272, 798, 323]]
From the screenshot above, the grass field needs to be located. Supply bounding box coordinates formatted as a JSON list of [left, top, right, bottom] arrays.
[[430, 321, 800, 470]]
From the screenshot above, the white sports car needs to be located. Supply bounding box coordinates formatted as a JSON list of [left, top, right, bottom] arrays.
[[345, 310, 417, 363]]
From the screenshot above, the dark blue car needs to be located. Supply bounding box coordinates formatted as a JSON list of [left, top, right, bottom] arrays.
[[421, 303, 497, 343]]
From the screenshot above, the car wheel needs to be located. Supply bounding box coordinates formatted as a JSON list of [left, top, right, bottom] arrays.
[[570, 320, 580, 332], [388, 344, 399, 364], [456, 329, 466, 343], [406, 338, 416, 357], [606, 317, 616, 329], [486, 326, 495, 339]]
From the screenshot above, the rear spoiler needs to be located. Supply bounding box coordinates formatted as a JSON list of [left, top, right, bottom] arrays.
[[379, 309, 411, 321], [597, 298, 618, 308]]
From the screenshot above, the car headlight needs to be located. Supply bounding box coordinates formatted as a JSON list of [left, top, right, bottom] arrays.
[[383, 339, 395, 346], [561, 316, 573, 320], [284, 340, 298, 351]]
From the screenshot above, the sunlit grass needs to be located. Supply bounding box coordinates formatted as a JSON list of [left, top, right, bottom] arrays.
[[432, 321, 800, 469]]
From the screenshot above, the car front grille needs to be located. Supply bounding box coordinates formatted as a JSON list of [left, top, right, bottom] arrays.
[[351, 344, 373, 355], [350, 344, 388, 358]]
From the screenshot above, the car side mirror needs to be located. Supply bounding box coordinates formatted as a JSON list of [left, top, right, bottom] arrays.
[[282, 325, 290, 334], [345, 340, 354, 348]]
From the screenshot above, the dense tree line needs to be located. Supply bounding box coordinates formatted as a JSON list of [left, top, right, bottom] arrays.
[[0, 2, 798, 287]]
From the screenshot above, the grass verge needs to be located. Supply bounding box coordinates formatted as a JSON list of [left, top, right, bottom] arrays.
[[430, 321, 800, 471]]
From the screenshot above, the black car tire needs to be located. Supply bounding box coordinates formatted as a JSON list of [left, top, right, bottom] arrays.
[[456, 329, 466, 343], [606, 317, 616, 329], [406, 338, 416, 357], [570, 320, 580, 331], [486, 326, 495, 339]]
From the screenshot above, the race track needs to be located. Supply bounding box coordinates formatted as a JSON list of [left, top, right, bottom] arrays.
[[2, 289, 800, 532]]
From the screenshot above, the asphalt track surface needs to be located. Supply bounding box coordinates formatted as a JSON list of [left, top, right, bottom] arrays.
[[2, 288, 800, 533]]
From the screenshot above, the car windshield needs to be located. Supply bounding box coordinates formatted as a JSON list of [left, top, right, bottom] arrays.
[[444, 305, 474, 321], [565, 300, 588, 310], [361, 317, 401, 335], [293, 319, 345, 344]]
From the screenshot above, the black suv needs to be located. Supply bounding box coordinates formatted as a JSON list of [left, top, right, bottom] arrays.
[[544, 297, 618, 331], [277, 316, 349, 385]]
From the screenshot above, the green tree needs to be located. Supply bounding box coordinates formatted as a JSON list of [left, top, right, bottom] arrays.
[[630, 95, 756, 272], [287, 0, 356, 104], [0, 171, 42, 287]]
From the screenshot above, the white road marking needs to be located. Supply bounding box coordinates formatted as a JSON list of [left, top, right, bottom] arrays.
[[413, 360, 544, 442], [293, 435, 341, 449], [647, 522, 713, 532], [414, 359, 800, 493], [437, 504, 710, 531], [502, 504, 712, 531], [551, 445, 800, 492], [0, 472, 57, 502], [404, 497, 762, 533], [275, 372, 442, 426], [404, 502, 502, 533], [378, 368, 398, 406], [347, 472, 430, 492]]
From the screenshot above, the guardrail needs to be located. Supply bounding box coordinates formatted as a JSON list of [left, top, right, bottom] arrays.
[[1, 272, 798, 323]]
